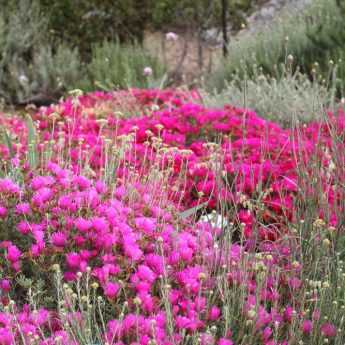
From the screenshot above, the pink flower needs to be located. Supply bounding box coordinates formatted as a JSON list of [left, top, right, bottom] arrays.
[[218, 339, 233, 345], [74, 218, 92, 233], [66, 252, 81, 269], [143, 67, 153, 77], [302, 320, 313, 334], [0, 206, 7, 218], [51, 232, 67, 247], [137, 265, 156, 283], [0, 178, 20, 194], [15, 203, 31, 215], [200, 333, 215, 345], [95, 180, 107, 194], [92, 217, 109, 232], [208, 306, 221, 321], [0, 327, 13, 345], [6, 245, 21, 263], [16, 221, 31, 234], [320, 322, 337, 337], [0, 279, 11, 292], [32, 187, 53, 207], [166, 32, 178, 41], [73, 175, 91, 190], [263, 326, 273, 341], [64, 271, 77, 282], [104, 282, 120, 299], [135, 217, 156, 236]]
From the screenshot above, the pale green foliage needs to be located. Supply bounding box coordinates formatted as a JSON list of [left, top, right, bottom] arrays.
[[203, 64, 337, 127], [0, 0, 84, 103], [208, 0, 342, 92], [83, 40, 166, 91], [31, 45, 83, 95]]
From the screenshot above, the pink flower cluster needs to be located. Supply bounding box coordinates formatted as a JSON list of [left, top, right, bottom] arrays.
[[0, 88, 343, 344]]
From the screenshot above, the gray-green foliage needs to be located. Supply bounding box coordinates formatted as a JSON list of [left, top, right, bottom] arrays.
[[203, 63, 337, 127], [30, 45, 82, 96], [0, 0, 83, 103], [83, 40, 166, 91], [208, 0, 345, 92]]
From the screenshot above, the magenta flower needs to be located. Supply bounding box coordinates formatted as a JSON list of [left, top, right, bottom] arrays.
[[218, 339, 233, 345], [135, 217, 156, 235], [320, 322, 337, 337], [74, 217, 92, 233], [73, 175, 91, 190], [104, 282, 120, 299], [0, 206, 7, 218], [0, 279, 11, 292], [6, 245, 21, 263], [302, 320, 313, 334], [0, 327, 13, 344], [208, 306, 221, 321], [137, 265, 156, 283], [15, 202, 31, 215], [51, 232, 67, 247], [0, 178, 20, 194], [92, 217, 109, 232], [66, 252, 81, 269]]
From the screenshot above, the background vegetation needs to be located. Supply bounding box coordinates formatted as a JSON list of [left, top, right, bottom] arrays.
[[1, 0, 345, 126]]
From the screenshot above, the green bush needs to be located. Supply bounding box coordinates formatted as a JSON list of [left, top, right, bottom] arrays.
[[203, 63, 337, 127], [83, 40, 166, 91], [0, 0, 83, 104], [208, 0, 345, 93], [150, 0, 256, 31], [38, 0, 152, 58]]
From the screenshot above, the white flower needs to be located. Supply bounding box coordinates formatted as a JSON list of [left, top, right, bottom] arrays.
[[143, 67, 153, 77], [198, 212, 228, 229], [18, 74, 29, 85], [166, 32, 178, 41]]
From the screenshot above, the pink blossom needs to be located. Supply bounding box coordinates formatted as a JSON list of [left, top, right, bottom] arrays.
[[104, 282, 120, 299], [0, 206, 7, 218], [15, 202, 31, 215], [6, 245, 21, 263], [208, 306, 221, 321], [320, 322, 337, 337], [302, 320, 313, 334], [51, 232, 67, 247], [218, 339, 233, 345], [166, 32, 178, 41], [66, 252, 81, 269], [0, 279, 11, 292], [74, 218, 92, 232], [143, 67, 153, 77]]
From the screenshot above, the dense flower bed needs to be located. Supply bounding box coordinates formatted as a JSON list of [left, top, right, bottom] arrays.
[[0, 89, 344, 344]]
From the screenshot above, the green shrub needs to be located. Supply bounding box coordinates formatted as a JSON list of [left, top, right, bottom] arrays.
[[202, 63, 337, 127], [29, 45, 83, 97], [0, 0, 47, 102], [83, 40, 166, 91], [150, 0, 256, 31], [38, 0, 152, 58], [208, 0, 345, 92]]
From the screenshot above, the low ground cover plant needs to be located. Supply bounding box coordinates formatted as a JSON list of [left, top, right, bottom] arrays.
[[0, 89, 345, 344]]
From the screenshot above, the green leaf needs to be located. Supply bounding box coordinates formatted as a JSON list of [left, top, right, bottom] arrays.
[[16, 274, 32, 289], [2, 129, 15, 158], [26, 115, 38, 169], [178, 201, 208, 219]]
